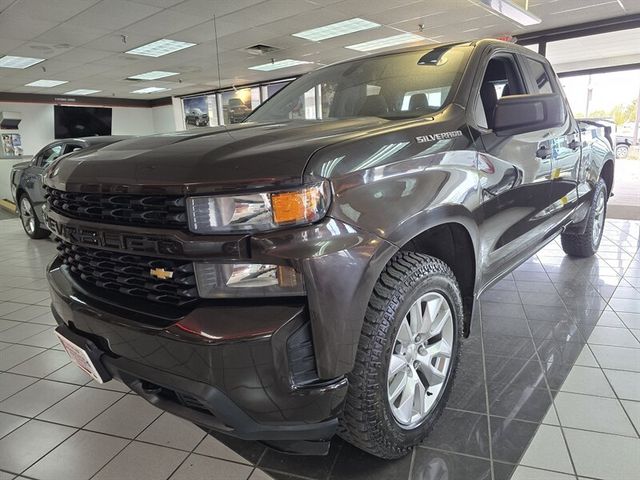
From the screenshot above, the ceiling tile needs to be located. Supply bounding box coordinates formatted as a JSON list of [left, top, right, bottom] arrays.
[[0, 37, 24, 55], [131, 0, 184, 6], [0, 13, 58, 41], [219, 0, 321, 28], [33, 23, 112, 47], [120, 9, 206, 36], [52, 47, 114, 63], [65, 0, 162, 30], [170, 0, 266, 17], [4, 0, 101, 22], [83, 32, 158, 52]]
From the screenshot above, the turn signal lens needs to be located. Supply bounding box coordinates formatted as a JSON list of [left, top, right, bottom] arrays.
[[271, 185, 325, 225]]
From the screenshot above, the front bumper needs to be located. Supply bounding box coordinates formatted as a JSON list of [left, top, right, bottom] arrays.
[[48, 257, 347, 452]]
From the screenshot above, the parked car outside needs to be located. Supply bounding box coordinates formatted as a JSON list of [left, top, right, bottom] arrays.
[[185, 108, 209, 127], [11, 136, 131, 238], [45, 39, 614, 459], [227, 97, 252, 123]]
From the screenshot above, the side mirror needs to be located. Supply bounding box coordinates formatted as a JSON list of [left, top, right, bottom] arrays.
[[493, 93, 565, 136]]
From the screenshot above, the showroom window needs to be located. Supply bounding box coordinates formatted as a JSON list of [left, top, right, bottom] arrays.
[[265, 81, 290, 99], [220, 87, 261, 124]]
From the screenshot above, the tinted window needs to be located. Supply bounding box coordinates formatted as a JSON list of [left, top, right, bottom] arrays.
[[248, 45, 472, 122], [476, 55, 526, 129], [40, 144, 63, 166], [523, 57, 554, 94]]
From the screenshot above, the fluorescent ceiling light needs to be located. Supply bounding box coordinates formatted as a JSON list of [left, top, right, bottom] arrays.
[[293, 18, 380, 41], [126, 39, 196, 57], [249, 59, 311, 71], [346, 33, 425, 52], [0, 55, 45, 69], [131, 86, 171, 94], [128, 70, 179, 80], [25, 79, 68, 88], [479, 0, 541, 26], [64, 89, 102, 95]]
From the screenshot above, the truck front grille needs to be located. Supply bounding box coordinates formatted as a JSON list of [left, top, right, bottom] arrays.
[[56, 240, 198, 306], [46, 187, 187, 228]]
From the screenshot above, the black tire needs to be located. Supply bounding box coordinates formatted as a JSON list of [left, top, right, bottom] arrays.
[[18, 194, 49, 239], [561, 178, 607, 258], [339, 252, 463, 459]]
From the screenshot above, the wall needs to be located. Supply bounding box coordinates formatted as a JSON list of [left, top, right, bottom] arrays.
[[0, 101, 162, 155], [0, 102, 54, 156], [151, 104, 178, 133]]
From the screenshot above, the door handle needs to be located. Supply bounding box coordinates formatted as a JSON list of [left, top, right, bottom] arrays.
[[536, 145, 550, 159], [568, 139, 580, 150]]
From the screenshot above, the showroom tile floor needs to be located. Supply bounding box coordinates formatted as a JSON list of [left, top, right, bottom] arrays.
[[0, 217, 639, 480]]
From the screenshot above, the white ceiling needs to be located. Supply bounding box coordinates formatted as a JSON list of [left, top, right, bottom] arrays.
[[0, 0, 638, 99]]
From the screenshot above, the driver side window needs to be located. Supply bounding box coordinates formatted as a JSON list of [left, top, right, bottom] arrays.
[[475, 55, 526, 129], [39, 144, 63, 167]]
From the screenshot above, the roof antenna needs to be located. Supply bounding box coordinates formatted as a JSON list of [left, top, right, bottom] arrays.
[[213, 14, 222, 90]]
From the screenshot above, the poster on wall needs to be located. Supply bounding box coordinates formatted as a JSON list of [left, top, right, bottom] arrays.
[[1, 133, 23, 157], [183, 95, 211, 128]]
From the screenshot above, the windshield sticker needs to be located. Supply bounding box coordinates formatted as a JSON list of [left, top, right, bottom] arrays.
[[416, 130, 463, 143]]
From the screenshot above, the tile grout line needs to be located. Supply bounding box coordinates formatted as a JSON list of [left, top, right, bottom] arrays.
[[474, 301, 496, 480], [513, 260, 580, 479]]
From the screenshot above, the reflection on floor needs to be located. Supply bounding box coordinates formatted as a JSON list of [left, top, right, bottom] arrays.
[[0, 217, 639, 480]]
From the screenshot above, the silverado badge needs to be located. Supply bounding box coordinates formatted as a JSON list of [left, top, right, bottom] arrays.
[[415, 130, 463, 143], [150, 267, 174, 280]]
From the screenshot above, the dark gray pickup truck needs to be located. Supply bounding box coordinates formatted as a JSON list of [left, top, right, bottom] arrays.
[[45, 39, 614, 459]]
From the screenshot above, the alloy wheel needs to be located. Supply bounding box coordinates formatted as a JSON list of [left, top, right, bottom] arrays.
[[387, 291, 454, 429], [592, 189, 606, 247], [20, 197, 35, 235]]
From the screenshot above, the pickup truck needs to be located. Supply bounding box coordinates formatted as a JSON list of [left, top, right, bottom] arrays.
[[45, 39, 614, 459], [11, 136, 131, 239]]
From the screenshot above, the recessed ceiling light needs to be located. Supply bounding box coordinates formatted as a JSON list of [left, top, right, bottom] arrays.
[[0, 55, 45, 69], [478, 0, 541, 26], [64, 89, 102, 95], [128, 70, 179, 80], [126, 39, 196, 57], [345, 33, 426, 52], [292, 18, 380, 41], [131, 86, 171, 94], [25, 79, 68, 88], [249, 59, 312, 71]]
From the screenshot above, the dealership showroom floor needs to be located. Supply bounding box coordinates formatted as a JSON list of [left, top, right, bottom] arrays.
[[2, 1, 640, 480], [0, 218, 639, 480]]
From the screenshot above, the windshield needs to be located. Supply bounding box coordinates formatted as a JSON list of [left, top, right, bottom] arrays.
[[247, 44, 472, 123]]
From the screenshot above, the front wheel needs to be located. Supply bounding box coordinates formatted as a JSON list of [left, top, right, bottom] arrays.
[[339, 252, 463, 459], [18, 195, 49, 239], [561, 178, 607, 257]]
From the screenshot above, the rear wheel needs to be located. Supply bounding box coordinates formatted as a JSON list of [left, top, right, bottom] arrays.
[[616, 144, 629, 159], [561, 178, 607, 257], [18, 195, 49, 239], [339, 252, 463, 459]]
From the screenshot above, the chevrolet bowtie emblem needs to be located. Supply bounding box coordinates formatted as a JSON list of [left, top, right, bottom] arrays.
[[150, 267, 174, 280]]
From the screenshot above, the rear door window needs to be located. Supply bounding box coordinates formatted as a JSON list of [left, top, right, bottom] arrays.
[[522, 57, 554, 94]]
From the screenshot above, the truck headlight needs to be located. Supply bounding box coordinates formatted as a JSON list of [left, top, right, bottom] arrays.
[[186, 181, 330, 234], [195, 263, 305, 297]]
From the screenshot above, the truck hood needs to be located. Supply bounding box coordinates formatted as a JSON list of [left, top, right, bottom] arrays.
[[45, 118, 389, 195]]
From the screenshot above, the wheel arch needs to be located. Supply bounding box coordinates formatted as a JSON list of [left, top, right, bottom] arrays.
[[600, 158, 615, 196], [396, 218, 478, 336]]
